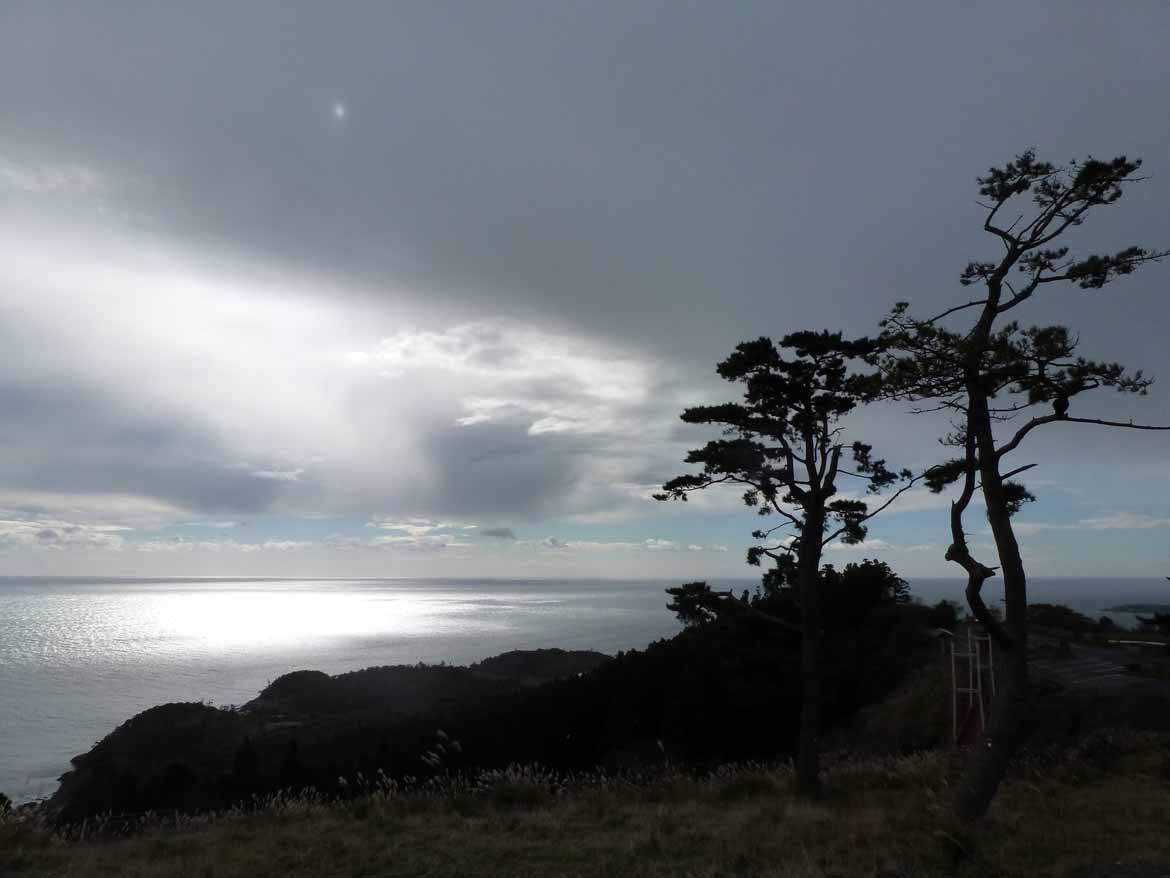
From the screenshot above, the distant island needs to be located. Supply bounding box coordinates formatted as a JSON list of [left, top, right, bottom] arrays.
[[1104, 604, 1170, 613]]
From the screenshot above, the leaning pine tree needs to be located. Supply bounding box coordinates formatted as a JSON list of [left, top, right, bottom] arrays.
[[874, 150, 1170, 821], [655, 332, 916, 797]]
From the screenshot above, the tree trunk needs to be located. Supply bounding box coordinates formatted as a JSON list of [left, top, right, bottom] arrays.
[[953, 637, 1027, 821], [953, 448, 1030, 821], [796, 521, 824, 798]]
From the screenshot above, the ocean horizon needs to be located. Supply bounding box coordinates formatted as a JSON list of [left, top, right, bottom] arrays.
[[3, 574, 1166, 804]]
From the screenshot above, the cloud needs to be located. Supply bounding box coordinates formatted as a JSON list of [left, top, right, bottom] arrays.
[[353, 321, 658, 440], [0, 232, 704, 531], [363, 517, 477, 550], [479, 527, 517, 540], [3, 4, 1169, 579], [823, 538, 936, 554], [130, 537, 308, 553], [0, 491, 185, 525], [826, 538, 894, 553], [1009, 522, 1066, 536], [367, 517, 475, 536], [134, 538, 211, 553], [1012, 511, 1170, 536], [0, 511, 129, 550], [0, 240, 348, 520], [259, 540, 312, 551], [369, 534, 472, 551], [523, 536, 692, 553], [561, 540, 642, 551], [528, 537, 640, 551], [339, 321, 714, 523], [131, 535, 428, 554], [1077, 512, 1170, 531], [247, 468, 304, 483]]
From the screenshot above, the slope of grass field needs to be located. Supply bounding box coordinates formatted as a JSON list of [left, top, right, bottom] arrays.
[[5, 731, 1169, 877]]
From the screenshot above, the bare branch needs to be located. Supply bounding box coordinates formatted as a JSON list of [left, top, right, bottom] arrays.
[[996, 273, 1044, 314], [755, 521, 796, 540], [820, 525, 848, 547], [910, 400, 968, 415], [857, 476, 921, 522], [1026, 204, 1092, 249], [971, 462, 1038, 494], [766, 498, 804, 528], [997, 414, 1170, 460], [1000, 462, 1038, 481], [983, 197, 1019, 249], [925, 299, 990, 325], [1061, 415, 1170, 430], [836, 469, 871, 480], [819, 472, 926, 548]]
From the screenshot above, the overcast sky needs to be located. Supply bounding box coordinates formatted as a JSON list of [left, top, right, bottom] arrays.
[[1, 1, 1168, 580]]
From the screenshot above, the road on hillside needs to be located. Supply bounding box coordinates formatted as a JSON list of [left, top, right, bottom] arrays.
[[1028, 642, 1170, 697]]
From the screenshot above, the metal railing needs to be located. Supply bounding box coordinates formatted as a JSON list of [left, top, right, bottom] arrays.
[[947, 626, 995, 746]]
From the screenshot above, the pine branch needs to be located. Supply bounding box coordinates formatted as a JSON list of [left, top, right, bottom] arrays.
[[997, 414, 1170, 460]]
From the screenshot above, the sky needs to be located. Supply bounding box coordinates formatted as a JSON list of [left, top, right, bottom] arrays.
[[1, 1, 1168, 580]]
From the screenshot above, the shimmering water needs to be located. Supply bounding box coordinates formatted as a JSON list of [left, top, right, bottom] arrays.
[[1, 575, 1164, 803], [0, 577, 691, 803]]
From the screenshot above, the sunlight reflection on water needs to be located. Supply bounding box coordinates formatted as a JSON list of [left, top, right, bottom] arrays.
[[0, 577, 688, 803]]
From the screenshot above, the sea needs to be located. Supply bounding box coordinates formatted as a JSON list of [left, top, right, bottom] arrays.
[[1, 575, 1166, 804]]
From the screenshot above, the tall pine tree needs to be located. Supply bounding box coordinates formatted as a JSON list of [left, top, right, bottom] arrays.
[[875, 150, 1169, 820], [656, 331, 916, 796]]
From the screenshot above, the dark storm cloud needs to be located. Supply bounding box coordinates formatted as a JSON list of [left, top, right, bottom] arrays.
[[479, 528, 517, 541], [0, 373, 287, 516], [373, 413, 592, 519], [5, 2, 1168, 360]]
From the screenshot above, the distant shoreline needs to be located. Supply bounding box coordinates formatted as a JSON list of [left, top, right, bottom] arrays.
[[1103, 604, 1170, 613]]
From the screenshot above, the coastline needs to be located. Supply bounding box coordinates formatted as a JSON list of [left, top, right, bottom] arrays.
[[4, 576, 1167, 805]]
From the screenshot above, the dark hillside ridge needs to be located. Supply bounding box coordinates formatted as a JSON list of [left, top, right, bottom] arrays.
[[44, 604, 934, 824], [47, 648, 611, 822], [469, 648, 611, 684], [244, 649, 610, 717]]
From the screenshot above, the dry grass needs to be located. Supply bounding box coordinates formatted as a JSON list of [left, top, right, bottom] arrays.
[[4, 743, 1170, 877]]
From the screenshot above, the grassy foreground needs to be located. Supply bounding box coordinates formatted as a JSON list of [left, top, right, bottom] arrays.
[[4, 733, 1170, 878]]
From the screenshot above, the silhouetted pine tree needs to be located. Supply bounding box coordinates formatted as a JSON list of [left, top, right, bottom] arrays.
[[874, 150, 1169, 820], [656, 333, 918, 796]]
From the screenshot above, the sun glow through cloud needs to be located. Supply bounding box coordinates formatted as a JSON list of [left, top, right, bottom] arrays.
[[1, 3, 1168, 580], [0, 219, 741, 574]]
